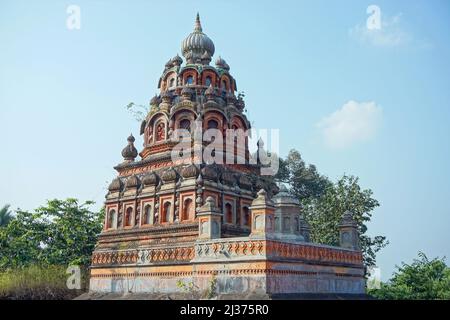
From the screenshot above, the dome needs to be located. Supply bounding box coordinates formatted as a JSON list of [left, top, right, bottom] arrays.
[[121, 134, 138, 161], [215, 56, 230, 71], [181, 13, 215, 61], [221, 171, 236, 185], [142, 172, 158, 186], [272, 184, 299, 205], [171, 54, 183, 66], [108, 178, 122, 192], [201, 165, 218, 181], [126, 175, 140, 188], [161, 168, 177, 182], [181, 164, 199, 178]]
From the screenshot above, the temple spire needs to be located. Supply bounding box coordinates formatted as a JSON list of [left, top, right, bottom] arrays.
[[194, 12, 202, 32], [182, 12, 214, 58]]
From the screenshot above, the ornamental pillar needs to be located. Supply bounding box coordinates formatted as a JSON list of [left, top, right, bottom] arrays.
[[339, 211, 360, 250], [249, 189, 275, 237], [197, 196, 222, 239]]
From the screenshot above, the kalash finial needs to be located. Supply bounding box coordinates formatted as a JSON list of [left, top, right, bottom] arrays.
[[194, 12, 202, 32], [182, 12, 215, 59], [122, 133, 138, 162]]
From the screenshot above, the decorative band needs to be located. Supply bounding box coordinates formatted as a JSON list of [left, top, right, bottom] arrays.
[[90, 269, 362, 279]]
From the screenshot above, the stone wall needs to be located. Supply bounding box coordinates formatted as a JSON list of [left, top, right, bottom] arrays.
[[89, 237, 365, 296]]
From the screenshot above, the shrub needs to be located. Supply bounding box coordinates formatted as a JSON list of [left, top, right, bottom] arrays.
[[0, 265, 87, 300]]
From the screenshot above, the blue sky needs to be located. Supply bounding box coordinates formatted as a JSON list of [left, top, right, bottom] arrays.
[[1, 0, 449, 280]]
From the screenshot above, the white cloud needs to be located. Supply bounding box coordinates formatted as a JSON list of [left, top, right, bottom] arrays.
[[349, 13, 411, 47], [317, 101, 382, 149]]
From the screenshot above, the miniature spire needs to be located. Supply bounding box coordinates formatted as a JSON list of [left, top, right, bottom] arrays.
[[182, 13, 215, 58], [121, 133, 138, 162], [194, 12, 202, 32]]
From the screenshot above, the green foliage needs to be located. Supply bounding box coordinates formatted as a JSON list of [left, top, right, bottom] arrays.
[[176, 279, 197, 293], [369, 252, 450, 300], [126, 102, 149, 122], [0, 199, 104, 270], [0, 204, 14, 227], [204, 275, 217, 299], [303, 175, 388, 268], [176, 279, 200, 299], [0, 265, 85, 300], [176, 276, 218, 299], [275, 149, 331, 201], [276, 149, 388, 268]]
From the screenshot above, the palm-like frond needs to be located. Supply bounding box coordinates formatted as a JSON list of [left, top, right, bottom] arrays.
[[0, 204, 13, 227]]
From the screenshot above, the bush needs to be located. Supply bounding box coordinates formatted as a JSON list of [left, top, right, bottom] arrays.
[[0, 265, 88, 300], [369, 252, 450, 300]]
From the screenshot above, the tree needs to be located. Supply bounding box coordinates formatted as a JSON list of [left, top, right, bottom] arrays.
[[0, 199, 104, 270], [38, 199, 104, 266], [275, 149, 388, 269], [303, 175, 388, 268], [0, 208, 48, 269], [275, 149, 331, 201], [0, 204, 13, 227], [369, 252, 450, 299]]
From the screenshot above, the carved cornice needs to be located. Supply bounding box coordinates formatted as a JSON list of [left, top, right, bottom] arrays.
[[100, 222, 198, 239], [92, 246, 194, 266], [91, 238, 363, 268]]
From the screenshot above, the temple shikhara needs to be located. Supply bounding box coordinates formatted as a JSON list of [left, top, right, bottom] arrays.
[[89, 14, 366, 298]]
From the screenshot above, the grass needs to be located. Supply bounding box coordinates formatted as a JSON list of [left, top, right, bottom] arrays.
[[0, 265, 88, 300]]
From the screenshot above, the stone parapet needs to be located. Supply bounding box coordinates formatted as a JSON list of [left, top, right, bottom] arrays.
[[91, 238, 362, 269]]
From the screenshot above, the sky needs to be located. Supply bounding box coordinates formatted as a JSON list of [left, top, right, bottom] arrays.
[[1, 0, 449, 280]]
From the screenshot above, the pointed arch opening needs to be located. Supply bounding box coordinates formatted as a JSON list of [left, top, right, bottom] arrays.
[[162, 202, 171, 223], [225, 203, 233, 224], [107, 209, 116, 229], [182, 198, 193, 221], [143, 204, 152, 225], [125, 207, 133, 227], [243, 206, 250, 227]]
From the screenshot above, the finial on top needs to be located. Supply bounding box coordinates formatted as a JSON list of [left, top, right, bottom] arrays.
[[122, 134, 138, 161], [182, 12, 215, 59], [194, 12, 202, 32]]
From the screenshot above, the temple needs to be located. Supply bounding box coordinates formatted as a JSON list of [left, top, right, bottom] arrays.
[[89, 14, 366, 298]]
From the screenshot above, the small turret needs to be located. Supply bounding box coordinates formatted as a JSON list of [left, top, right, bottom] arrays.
[[339, 211, 360, 250], [121, 134, 138, 162]]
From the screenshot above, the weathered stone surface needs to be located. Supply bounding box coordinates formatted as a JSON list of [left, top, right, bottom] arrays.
[[90, 238, 365, 296]]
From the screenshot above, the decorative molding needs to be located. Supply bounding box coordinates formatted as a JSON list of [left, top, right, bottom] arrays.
[[92, 239, 363, 268], [90, 269, 363, 278], [92, 246, 194, 266]]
